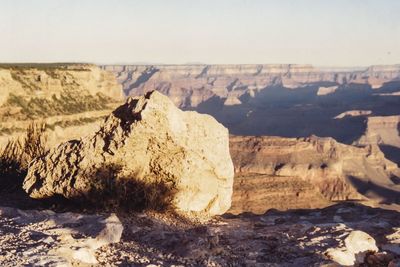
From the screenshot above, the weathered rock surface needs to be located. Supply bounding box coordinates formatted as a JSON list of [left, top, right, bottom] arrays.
[[229, 135, 400, 214], [23, 91, 234, 216], [0, 64, 123, 118], [0, 64, 124, 147], [96, 202, 400, 266], [354, 115, 400, 165], [1, 201, 399, 266], [0, 206, 122, 266], [356, 115, 400, 148], [326, 230, 378, 266]]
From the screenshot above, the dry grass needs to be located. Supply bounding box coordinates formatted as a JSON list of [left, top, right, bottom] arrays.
[[88, 163, 176, 212], [6, 92, 111, 119], [0, 122, 48, 192]]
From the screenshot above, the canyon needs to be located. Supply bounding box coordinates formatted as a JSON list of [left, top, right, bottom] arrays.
[[103, 64, 400, 165], [0, 63, 399, 211], [0, 63, 399, 266], [229, 135, 400, 214], [0, 63, 399, 213]]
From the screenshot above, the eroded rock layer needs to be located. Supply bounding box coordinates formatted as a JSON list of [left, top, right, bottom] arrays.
[[0, 64, 124, 147], [356, 115, 400, 148], [229, 135, 400, 214], [103, 64, 400, 108]]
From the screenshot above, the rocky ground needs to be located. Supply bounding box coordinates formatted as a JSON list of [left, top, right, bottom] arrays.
[[0, 192, 399, 266], [97, 202, 400, 267]]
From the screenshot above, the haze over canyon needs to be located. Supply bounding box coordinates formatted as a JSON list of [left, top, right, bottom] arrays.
[[103, 64, 400, 163]]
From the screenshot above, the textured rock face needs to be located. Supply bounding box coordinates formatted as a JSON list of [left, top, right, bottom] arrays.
[[326, 230, 378, 266], [23, 91, 234, 216], [354, 115, 400, 165], [229, 135, 400, 214], [0, 64, 123, 114], [0, 64, 124, 147], [356, 115, 400, 148]]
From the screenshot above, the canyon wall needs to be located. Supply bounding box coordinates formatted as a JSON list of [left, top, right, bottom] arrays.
[[229, 135, 400, 214], [102, 64, 400, 150], [356, 115, 400, 148], [0, 64, 124, 147], [102, 64, 400, 108]]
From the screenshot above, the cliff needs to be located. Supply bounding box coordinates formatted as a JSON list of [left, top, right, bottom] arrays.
[[102, 64, 400, 108], [0, 64, 124, 147], [229, 135, 400, 214], [356, 115, 400, 148]]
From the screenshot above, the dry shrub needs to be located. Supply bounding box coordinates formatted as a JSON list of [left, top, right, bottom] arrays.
[[88, 163, 176, 211], [115, 177, 176, 211], [0, 122, 48, 192], [21, 122, 48, 166]]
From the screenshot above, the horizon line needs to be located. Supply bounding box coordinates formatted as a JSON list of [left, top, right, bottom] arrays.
[[1, 62, 400, 69]]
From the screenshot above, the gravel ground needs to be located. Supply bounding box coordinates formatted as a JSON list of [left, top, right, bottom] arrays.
[[0, 191, 399, 267]]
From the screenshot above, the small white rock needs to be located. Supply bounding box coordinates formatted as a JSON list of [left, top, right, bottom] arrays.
[[326, 230, 378, 266]]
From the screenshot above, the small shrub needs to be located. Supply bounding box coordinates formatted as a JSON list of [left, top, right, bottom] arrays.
[[21, 123, 48, 166], [0, 140, 25, 192], [0, 122, 48, 192]]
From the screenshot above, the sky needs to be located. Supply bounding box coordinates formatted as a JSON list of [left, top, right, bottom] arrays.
[[0, 0, 399, 66]]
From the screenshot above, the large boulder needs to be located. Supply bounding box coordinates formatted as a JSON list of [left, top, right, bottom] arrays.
[[23, 91, 234, 216]]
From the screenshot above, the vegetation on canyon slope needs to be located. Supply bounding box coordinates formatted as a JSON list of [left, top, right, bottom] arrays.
[[5, 92, 112, 119], [0, 63, 92, 71]]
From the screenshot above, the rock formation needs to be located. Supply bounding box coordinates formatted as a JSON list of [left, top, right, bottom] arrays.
[[317, 85, 338, 96], [334, 110, 372, 119], [102, 64, 400, 108], [0, 63, 124, 147], [326, 230, 378, 266], [354, 115, 400, 165], [23, 91, 234, 217], [229, 135, 400, 214], [356, 115, 400, 148]]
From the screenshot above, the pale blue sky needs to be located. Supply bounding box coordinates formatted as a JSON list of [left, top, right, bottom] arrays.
[[0, 0, 399, 66]]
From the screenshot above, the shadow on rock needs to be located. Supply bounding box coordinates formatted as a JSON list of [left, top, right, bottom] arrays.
[[347, 176, 400, 205], [79, 163, 177, 212]]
